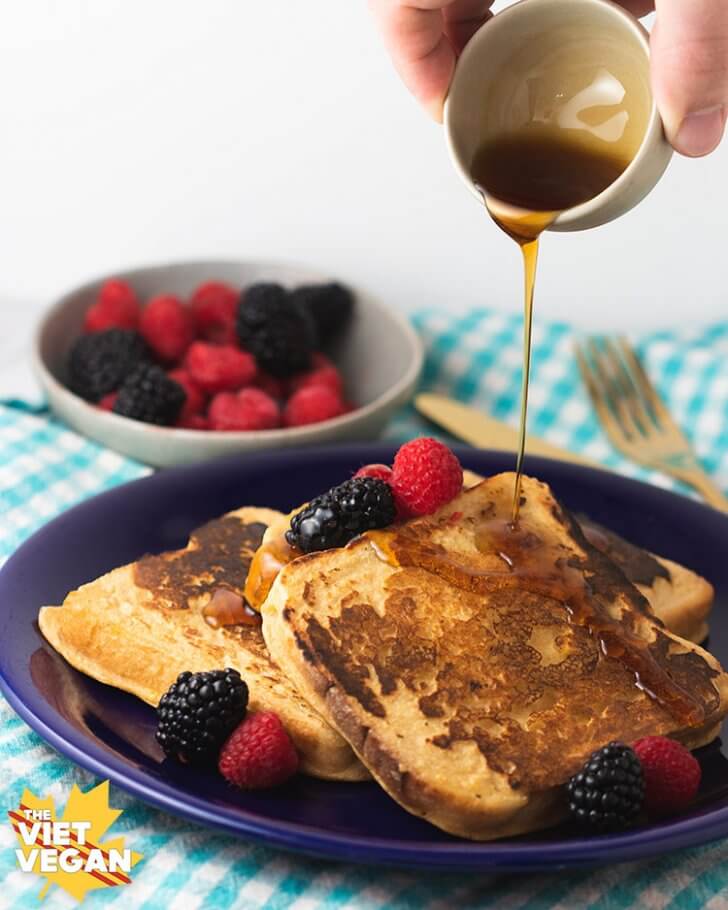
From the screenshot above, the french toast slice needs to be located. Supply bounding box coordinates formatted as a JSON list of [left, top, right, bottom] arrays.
[[261, 475, 728, 839], [462, 470, 713, 643], [39, 507, 366, 782], [579, 520, 713, 644]]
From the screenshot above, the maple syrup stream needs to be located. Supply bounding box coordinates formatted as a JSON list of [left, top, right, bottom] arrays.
[[471, 131, 630, 523], [241, 124, 706, 725]]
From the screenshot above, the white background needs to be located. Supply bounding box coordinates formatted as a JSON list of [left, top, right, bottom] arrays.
[[0, 0, 725, 330]]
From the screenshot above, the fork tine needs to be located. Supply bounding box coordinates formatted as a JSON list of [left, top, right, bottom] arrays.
[[599, 337, 655, 436], [577, 338, 722, 501], [584, 339, 621, 414], [616, 337, 685, 436], [586, 338, 642, 440], [574, 342, 635, 450]]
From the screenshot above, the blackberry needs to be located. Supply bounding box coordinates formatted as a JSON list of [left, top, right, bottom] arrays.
[[290, 283, 354, 343], [156, 668, 249, 765], [567, 741, 645, 832], [67, 329, 149, 402], [286, 476, 396, 554], [236, 283, 316, 377], [113, 364, 185, 425]]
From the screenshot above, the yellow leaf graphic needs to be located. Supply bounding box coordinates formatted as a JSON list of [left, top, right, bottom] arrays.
[[8, 781, 143, 904]]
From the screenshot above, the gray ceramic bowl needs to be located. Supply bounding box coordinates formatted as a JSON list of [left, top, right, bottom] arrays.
[[34, 260, 423, 467]]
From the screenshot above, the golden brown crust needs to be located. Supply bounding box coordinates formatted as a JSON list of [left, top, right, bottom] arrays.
[[262, 476, 728, 839], [640, 557, 714, 643], [39, 506, 367, 782], [464, 470, 714, 642]]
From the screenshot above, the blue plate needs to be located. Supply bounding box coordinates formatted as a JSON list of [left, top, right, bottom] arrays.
[[1, 444, 727, 871]]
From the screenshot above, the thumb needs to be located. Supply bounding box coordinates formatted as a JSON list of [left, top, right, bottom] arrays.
[[652, 0, 728, 157]]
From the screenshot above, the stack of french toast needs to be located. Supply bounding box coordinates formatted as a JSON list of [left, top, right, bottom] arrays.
[[39, 452, 728, 841]]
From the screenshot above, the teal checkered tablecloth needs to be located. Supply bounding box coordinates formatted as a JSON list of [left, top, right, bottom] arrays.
[[1, 309, 728, 909]]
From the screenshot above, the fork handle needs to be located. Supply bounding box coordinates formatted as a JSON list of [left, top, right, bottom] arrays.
[[679, 469, 728, 513]]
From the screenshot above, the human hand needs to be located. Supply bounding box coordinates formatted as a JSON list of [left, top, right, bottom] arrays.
[[369, 0, 728, 157]]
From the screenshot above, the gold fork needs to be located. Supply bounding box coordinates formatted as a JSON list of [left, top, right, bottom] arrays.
[[575, 336, 728, 512]]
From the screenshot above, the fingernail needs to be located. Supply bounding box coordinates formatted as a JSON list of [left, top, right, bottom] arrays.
[[427, 96, 445, 124], [673, 105, 726, 157]]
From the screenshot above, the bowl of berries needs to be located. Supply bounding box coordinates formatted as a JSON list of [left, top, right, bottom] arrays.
[[34, 260, 423, 466]]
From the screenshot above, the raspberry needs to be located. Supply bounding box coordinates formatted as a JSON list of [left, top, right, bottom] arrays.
[[185, 341, 256, 394], [236, 283, 315, 377], [113, 364, 186, 425], [190, 282, 238, 344], [84, 279, 141, 332], [390, 438, 463, 517], [218, 711, 299, 789], [140, 295, 194, 363], [176, 413, 210, 430], [354, 464, 393, 483], [633, 736, 701, 815], [283, 386, 346, 428], [208, 388, 280, 431], [255, 372, 288, 401], [98, 392, 118, 412], [289, 353, 343, 396], [168, 368, 206, 420]]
